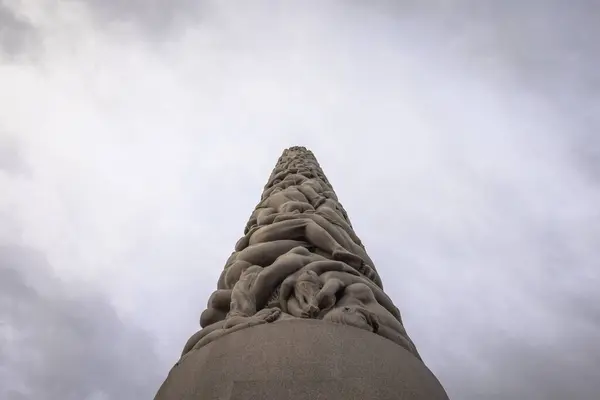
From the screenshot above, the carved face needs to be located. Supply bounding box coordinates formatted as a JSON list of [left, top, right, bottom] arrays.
[[323, 305, 379, 333]]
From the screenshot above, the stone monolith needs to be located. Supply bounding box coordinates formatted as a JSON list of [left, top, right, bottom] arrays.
[[155, 146, 449, 399]]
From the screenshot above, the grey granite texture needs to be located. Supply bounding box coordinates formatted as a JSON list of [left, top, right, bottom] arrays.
[[155, 147, 449, 399], [156, 320, 449, 399]]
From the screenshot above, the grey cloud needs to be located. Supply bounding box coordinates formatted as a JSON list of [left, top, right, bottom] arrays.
[[444, 285, 600, 400], [366, 199, 600, 400], [136, 0, 599, 175], [67, 0, 204, 36], [0, 245, 163, 399], [350, 0, 600, 165], [2, 1, 600, 399], [0, 1, 38, 59], [476, 334, 600, 400], [423, 1, 600, 180], [0, 134, 29, 176]]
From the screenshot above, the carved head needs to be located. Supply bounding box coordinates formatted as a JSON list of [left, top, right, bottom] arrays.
[[294, 270, 323, 318], [323, 305, 380, 333]]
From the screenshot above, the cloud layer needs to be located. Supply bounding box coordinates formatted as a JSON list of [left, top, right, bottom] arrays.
[[1, 1, 599, 399], [0, 244, 162, 399]]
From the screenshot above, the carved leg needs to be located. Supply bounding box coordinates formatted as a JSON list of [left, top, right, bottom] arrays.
[[304, 221, 359, 261], [234, 225, 260, 252], [249, 219, 350, 262], [319, 271, 399, 321], [199, 289, 233, 327], [331, 249, 365, 269], [285, 296, 305, 318], [233, 240, 309, 269]]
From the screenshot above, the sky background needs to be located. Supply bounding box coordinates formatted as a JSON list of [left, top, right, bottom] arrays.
[[1, 1, 599, 399]]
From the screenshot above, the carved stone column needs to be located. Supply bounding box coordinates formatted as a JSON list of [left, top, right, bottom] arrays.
[[155, 147, 449, 400]]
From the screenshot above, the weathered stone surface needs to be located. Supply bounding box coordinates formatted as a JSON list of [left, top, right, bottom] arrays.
[[155, 146, 449, 399], [156, 320, 449, 400]]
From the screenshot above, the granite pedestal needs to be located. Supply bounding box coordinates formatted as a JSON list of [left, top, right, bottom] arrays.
[[156, 319, 448, 399]]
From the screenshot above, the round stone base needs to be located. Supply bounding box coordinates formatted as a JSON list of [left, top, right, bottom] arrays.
[[155, 319, 449, 399]]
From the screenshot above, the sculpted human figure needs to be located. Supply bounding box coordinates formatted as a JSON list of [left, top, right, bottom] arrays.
[[200, 289, 232, 327], [221, 240, 309, 274], [254, 200, 315, 228], [262, 174, 330, 201], [285, 270, 323, 318], [241, 218, 367, 272], [251, 246, 327, 309], [312, 203, 363, 248], [314, 197, 350, 223], [243, 186, 319, 234], [317, 271, 400, 321], [226, 265, 264, 326], [244, 209, 260, 234], [323, 304, 379, 333], [218, 260, 252, 290], [321, 190, 338, 202], [294, 180, 326, 207], [278, 259, 360, 313], [182, 246, 318, 355], [265, 212, 379, 284], [257, 186, 309, 211], [180, 265, 287, 352], [182, 307, 284, 357], [178, 147, 427, 377], [320, 281, 421, 359], [250, 195, 306, 229], [265, 169, 321, 190], [271, 210, 359, 253], [274, 168, 328, 187]]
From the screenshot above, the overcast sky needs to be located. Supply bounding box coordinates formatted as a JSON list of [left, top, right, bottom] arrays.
[[1, 1, 599, 399]]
